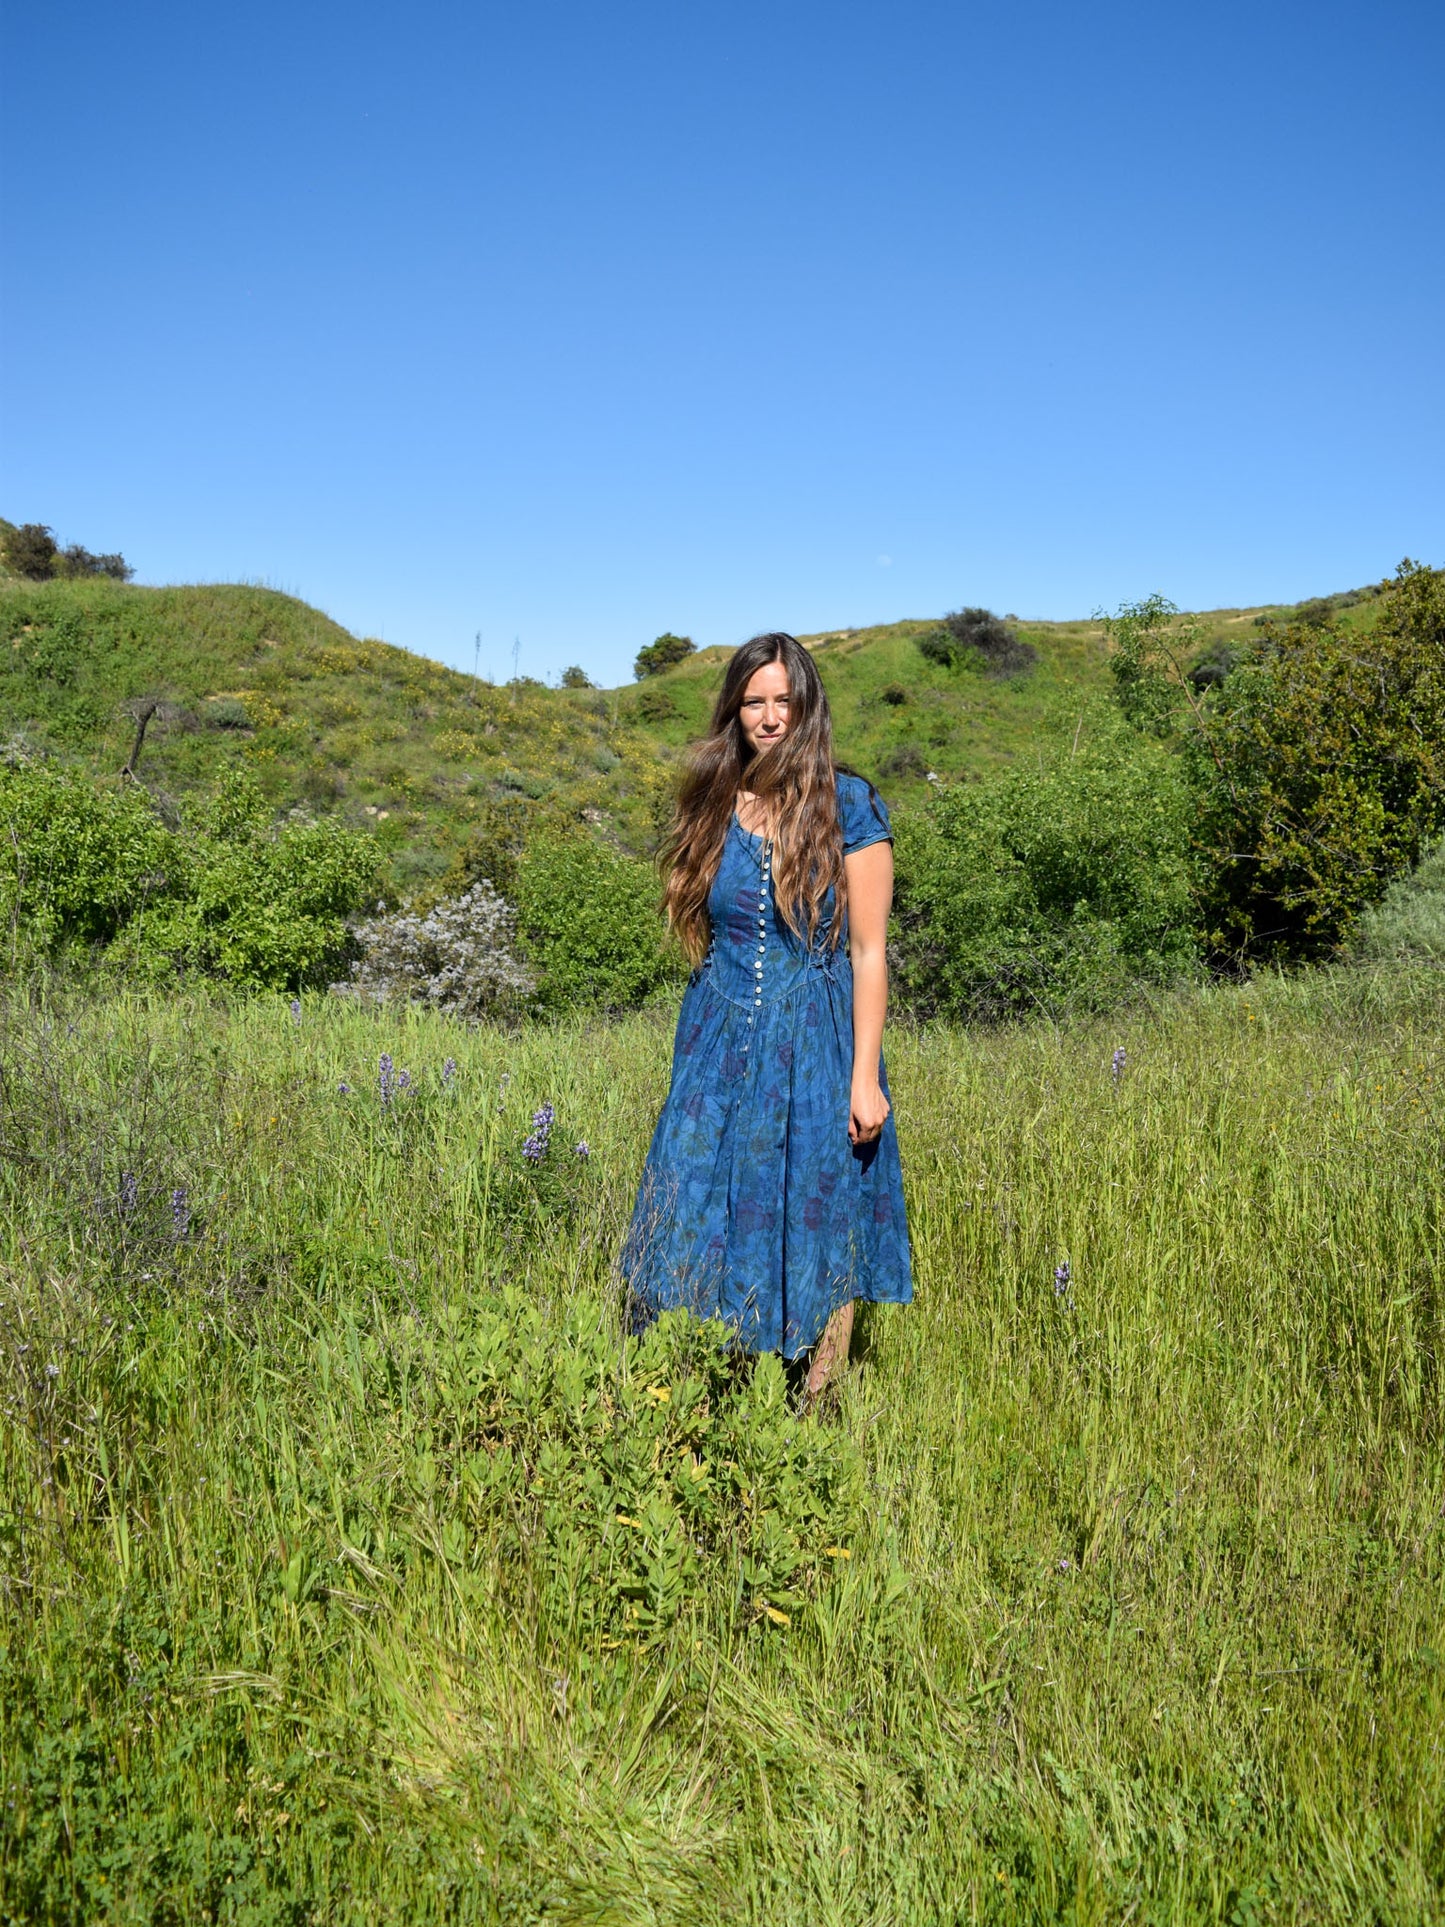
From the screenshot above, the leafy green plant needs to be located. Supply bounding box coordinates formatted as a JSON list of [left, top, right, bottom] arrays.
[[513, 832, 683, 1011], [0, 758, 174, 954], [116, 772, 380, 988], [1105, 565, 1445, 961], [892, 719, 1197, 1019]]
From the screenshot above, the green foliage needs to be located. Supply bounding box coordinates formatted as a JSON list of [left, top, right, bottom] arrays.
[[0, 759, 173, 954], [513, 832, 683, 1011], [1, 521, 59, 579], [634, 630, 696, 679], [0, 521, 130, 580], [0, 762, 378, 987], [892, 720, 1197, 1019], [918, 607, 1038, 679], [424, 1295, 862, 1640], [1102, 568, 1445, 963], [560, 663, 594, 688], [1180, 563, 1445, 961], [117, 773, 381, 989]]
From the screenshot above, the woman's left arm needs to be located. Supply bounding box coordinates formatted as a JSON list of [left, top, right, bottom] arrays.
[[845, 840, 893, 1144]]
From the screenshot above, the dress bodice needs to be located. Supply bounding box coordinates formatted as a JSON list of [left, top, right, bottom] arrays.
[[701, 820, 846, 1012], [698, 774, 894, 1014]]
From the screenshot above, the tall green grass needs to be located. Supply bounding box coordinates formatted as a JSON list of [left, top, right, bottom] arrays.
[[2, 969, 1443, 1922]]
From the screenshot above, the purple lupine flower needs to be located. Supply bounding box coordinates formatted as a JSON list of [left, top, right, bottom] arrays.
[[1111, 1046, 1127, 1085], [379, 1053, 395, 1107], [1053, 1260, 1071, 1296], [497, 1072, 512, 1111], [290, 998, 302, 1026], [522, 1101, 555, 1163], [337, 1081, 352, 1095], [397, 1068, 412, 1093], [441, 1058, 457, 1089], [119, 1171, 138, 1213], [574, 1140, 590, 1159], [171, 1186, 191, 1241]]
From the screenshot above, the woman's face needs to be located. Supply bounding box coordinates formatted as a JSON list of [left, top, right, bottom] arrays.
[[738, 660, 791, 761]]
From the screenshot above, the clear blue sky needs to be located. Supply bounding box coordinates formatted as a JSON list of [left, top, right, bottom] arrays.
[[2, 0, 1441, 687]]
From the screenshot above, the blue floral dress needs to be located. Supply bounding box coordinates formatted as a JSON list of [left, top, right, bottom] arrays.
[[622, 772, 913, 1358]]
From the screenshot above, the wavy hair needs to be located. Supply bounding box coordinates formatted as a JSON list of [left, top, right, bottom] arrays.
[[661, 633, 845, 963]]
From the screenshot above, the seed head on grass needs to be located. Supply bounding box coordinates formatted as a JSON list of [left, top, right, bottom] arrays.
[[171, 1186, 191, 1241]]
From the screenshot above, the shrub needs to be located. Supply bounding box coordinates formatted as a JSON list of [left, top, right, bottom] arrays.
[[56, 544, 132, 581], [0, 760, 174, 954], [879, 743, 927, 780], [918, 608, 1037, 679], [634, 632, 696, 679], [1187, 562, 1445, 960], [560, 665, 594, 689], [336, 882, 534, 1019], [2, 524, 58, 580], [116, 774, 381, 989], [0, 525, 130, 580], [513, 834, 683, 1012], [891, 722, 1197, 1020], [1105, 568, 1445, 960], [634, 682, 679, 723]]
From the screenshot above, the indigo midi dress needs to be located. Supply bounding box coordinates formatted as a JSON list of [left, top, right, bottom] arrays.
[[621, 772, 913, 1358]]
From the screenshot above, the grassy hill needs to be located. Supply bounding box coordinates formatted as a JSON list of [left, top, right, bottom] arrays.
[[0, 571, 1380, 893]]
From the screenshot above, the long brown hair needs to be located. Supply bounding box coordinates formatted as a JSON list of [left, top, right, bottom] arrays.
[[661, 632, 845, 963]]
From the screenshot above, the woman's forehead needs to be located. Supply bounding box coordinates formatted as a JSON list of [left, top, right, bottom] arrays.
[[742, 660, 790, 700]]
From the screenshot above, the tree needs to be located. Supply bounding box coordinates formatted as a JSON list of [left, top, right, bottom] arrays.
[[3, 524, 58, 580], [560, 665, 594, 689], [634, 632, 696, 679]]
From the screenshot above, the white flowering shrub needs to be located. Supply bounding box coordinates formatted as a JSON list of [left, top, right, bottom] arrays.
[[335, 881, 534, 1019]]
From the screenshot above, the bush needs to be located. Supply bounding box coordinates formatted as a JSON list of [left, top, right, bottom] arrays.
[[891, 723, 1197, 1021], [0, 760, 174, 954], [513, 834, 683, 1011], [1106, 566, 1445, 962], [560, 665, 594, 689], [0, 762, 379, 988], [336, 882, 534, 1018], [918, 608, 1037, 679], [2, 524, 59, 580], [118, 775, 380, 989], [634, 632, 695, 679], [634, 682, 679, 722], [0, 524, 131, 581]]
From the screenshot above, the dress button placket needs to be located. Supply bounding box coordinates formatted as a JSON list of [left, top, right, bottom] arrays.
[[750, 840, 771, 1021]]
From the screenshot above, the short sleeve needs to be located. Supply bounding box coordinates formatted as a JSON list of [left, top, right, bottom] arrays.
[[838, 773, 893, 855]]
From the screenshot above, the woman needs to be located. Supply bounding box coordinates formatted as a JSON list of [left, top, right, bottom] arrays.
[[621, 632, 912, 1402]]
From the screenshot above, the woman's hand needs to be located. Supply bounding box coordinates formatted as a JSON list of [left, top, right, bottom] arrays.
[[849, 1075, 891, 1144]]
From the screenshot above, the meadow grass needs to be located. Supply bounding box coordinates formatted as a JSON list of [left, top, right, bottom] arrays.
[[2, 967, 1443, 1923]]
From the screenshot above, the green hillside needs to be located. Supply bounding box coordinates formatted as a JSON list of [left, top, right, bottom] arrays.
[[0, 571, 1378, 892]]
